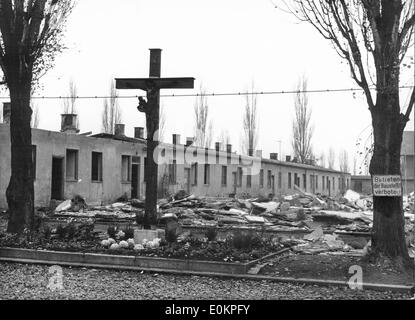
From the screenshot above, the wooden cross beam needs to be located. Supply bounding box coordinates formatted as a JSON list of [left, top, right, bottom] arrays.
[[115, 49, 194, 228], [115, 77, 195, 90]]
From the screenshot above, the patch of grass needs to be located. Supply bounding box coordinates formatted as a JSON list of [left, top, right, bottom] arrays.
[[230, 232, 256, 250], [65, 223, 77, 239], [42, 225, 52, 240], [122, 225, 135, 240], [107, 226, 117, 239], [165, 228, 178, 244], [205, 227, 218, 241], [56, 225, 66, 240]]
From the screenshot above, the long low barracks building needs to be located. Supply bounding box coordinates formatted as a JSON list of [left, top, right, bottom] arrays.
[[0, 113, 351, 209]]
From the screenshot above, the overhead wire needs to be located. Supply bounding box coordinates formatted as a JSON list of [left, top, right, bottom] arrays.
[[0, 85, 413, 100]]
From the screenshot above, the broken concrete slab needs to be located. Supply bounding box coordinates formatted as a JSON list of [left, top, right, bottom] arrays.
[[303, 226, 324, 241], [159, 213, 178, 220], [55, 200, 72, 212], [280, 202, 291, 212], [322, 234, 344, 249], [251, 201, 279, 213], [344, 189, 360, 202], [228, 208, 249, 216], [244, 215, 267, 224]]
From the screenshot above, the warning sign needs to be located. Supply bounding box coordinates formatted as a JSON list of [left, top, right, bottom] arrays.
[[372, 175, 402, 197]]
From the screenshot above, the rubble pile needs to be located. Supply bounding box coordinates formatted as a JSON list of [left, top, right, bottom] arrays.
[[403, 192, 414, 213], [54, 196, 144, 220], [52, 188, 414, 256], [158, 191, 310, 232]]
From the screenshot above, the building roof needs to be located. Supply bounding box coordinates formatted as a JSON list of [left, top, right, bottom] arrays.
[[90, 133, 147, 144], [401, 131, 414, 156], [261, 157, 348, 175], [90, 131, 350, 175]]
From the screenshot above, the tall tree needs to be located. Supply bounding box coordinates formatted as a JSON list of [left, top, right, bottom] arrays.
[[62, 78, 79, 128], [282, 0, 415, 262], [102, 80, 122, 134], [63, 78, 77, 113], [319, 151, 326, 168], [291, 76, 314, 163], [241, 84, 259, 156], [193, 85, 213, 147], [0, 0, 75, 233], [328, 147, 336, 170], [338, 149, 349, 173]]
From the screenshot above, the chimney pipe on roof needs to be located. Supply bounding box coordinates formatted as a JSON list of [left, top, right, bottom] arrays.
[[286, 155, 291, 162], [186, 137, 194, 147], [134, 127, 144, 139], [114, 123, 125, 136], [270, 153, 278, 160], [61, 114, 79, 134], [172, 134, 181, 145], [215, 142, 221, 152], [226, 144, 232, 153]]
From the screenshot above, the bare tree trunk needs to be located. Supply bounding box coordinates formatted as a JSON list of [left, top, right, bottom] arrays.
[[6, 79, 34, 233], [370, 94, 409, 262]]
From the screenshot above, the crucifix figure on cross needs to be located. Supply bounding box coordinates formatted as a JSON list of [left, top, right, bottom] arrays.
[[115, 49, 194, 229]]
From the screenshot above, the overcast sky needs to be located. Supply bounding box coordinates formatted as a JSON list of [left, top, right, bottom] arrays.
[[3, 0, 414, 173]]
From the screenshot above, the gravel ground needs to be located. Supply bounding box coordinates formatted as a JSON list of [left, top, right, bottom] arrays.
[[0, 262, 412, 300]]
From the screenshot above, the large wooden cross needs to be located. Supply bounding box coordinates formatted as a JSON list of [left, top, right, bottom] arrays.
[[115, 49, 194, 228]]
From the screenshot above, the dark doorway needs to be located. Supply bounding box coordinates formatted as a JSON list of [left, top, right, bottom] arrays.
[[328, 180, 331, 197], [184, 168, 191, 194], [51, 157, 64, 200], [131, 163, 140, 199], [232, 172, 237, 194]]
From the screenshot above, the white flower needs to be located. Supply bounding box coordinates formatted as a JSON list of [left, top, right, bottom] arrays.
[[133, 244, 144, 251], [127, 238, 135, 247], [116, 230, 125, 239], [119, 240, 129, 248], [109, 243, 120, 250], [108, 238, 116, 244], [101, 239, 110, 247]]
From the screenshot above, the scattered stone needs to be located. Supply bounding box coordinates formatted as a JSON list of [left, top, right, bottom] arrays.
[[304, 226, 324, 241], [55, 200, 72, 212], [244, 215, 266, 224], [251, 201, 279, 213], [344, 189, 360, 202], [173, 190, 190, 201], [280, 202, 291, 212]]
